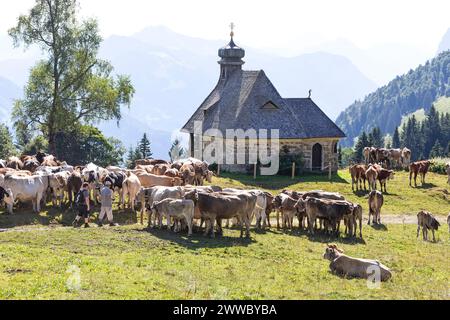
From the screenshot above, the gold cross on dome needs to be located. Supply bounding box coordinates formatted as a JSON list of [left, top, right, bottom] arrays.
[[230, 22, 235, 38]]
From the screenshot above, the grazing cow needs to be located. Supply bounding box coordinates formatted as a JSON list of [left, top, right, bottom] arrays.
[[377, 169, 395, 193], [198, 192, 257, 238], [138, 186, 185, 227], [180, 163, 196, 186], [301, 191, 345, 201], [135, 172, 182, 188], [1, 174, 55, 214], [223, 188, 268, 229], [121, 172, 142, 213], [401, 148, 411, 167], [363, 147, 371, 164], [195, 170, 214, 186], [365, 166, 378, 191], [151, 199, 195, 236], [409, 161, 431, 187], [6, 157, 23, 170], [344, 204, 363, 238], [49, 171, 70, 207], [273, 193, 298, 230], [350, 165, 367, 191], [67, 170, 83, 208], [368, 190, 384, 225], [323, 245, 392, 281], [417, 211, 440, 242], [299, 197, 354, 235], [388, 149, 403, 168], [375, 148, 390, 166]]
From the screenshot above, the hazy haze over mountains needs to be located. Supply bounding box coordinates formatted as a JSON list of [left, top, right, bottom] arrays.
[[0, 25, 448, 157]]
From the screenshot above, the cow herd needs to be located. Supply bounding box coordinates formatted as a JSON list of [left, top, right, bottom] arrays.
[[0, 153, 449, 244]]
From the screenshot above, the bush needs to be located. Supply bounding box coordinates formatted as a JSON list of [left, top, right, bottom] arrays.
[[430, 158, 450, 174]]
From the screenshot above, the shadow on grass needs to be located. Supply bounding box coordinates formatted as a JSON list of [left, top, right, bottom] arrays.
[[0, 203, 139, 229], [217, 172, 349, 191], [416, 183, 438, 189], [370, 223, 388, 231], [139, 226, 257, 250]]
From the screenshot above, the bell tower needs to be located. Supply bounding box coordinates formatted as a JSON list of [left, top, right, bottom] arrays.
[[218, 23, 245, 80]]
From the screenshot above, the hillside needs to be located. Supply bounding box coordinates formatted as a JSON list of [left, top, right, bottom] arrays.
[[0, 77, 21, 123], [336, 51, 450, 146]]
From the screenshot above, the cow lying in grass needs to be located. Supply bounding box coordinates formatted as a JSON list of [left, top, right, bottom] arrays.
[[323, 244, 392, 281], [417, 210, 441, 242]]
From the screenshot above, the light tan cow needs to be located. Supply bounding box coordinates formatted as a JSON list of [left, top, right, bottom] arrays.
[[417, 211, 441, 242], [349, 165, 367, 191], [368, 190, 384, 225], [344, 204, 363, 238], [365, 166, 378, 191], [151, 198, 195, 236], [122, 172, 142, 212], [135, 172, 182, 188], [323, 245, 392, 281], [401, 148, 411, 167]]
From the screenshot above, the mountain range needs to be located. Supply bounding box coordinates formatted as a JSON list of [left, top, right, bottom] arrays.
[[0, 25, 449, 157]]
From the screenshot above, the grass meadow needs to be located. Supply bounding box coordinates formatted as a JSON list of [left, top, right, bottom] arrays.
[[0, 170, 449, 300]]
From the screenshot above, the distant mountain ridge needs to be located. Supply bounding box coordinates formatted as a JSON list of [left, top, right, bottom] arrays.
[[336, 51, 450, 146], [0, 26, 388, 157]]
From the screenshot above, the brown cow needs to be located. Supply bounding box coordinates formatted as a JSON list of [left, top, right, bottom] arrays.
[[377, 169, 395, 193], [198, 192, 257, 238], [323, 245, 392, 281], [164, 168, 180, 178], [365, 166, 378, 191], [417, 211, 440, 242], [180, 163, 195, 186], [135, 159, 169, 167], [273, 193, 298, 230], [409, 160, 431, 187], [344, 204, 363, 238], [6, 157, 23, 170], [368, 190, 384, 225], [298, 197, 354, 235], [349, 165, 367, 191], [67, 170, 83, 208]]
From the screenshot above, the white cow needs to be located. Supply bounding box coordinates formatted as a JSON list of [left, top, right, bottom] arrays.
[[122, 172, 142, 213], [81, 163, 109, 203], [151, 199, 195, 236], [0, 174, 57, 214]]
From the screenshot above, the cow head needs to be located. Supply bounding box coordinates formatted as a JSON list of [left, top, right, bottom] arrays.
[[323, 244, 344, 261], [272, 195, 282, 209], [0, 187, 13, 206], [294, 199, 305, 214], [387, 170, 395, 180]]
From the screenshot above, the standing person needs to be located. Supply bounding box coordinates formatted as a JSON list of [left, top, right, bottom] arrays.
[[98, 181, 117, 227], [72, 183, 91, 228]]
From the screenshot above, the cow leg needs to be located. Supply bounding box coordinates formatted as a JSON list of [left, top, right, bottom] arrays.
[[244, 216, 251, 238], [210, 216, 216, 239], [417, 225, 421, 239], [432, 229, 436, 242], [276, 210, 280, 229]]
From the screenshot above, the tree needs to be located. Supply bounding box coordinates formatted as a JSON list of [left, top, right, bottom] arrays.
[[138, 133, 152, 159], [423, 105, 441, 157], [9, 0, 134, 156], [353, 131, 369, 163], [169, 138, 186, 162], [0, 124, 17, 158], [54, 125, 125, 166], [429, 140, 444, 158], [368, 127, 383, 148], [22, 135, 49, 155], [392, 126, 400, 149]]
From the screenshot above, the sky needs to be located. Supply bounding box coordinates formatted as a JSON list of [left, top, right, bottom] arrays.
[[1, 0, 449, 56]]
